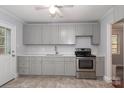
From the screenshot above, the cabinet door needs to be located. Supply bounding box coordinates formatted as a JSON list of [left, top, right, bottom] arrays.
[[18, 67, 30, 75], [18, 56, 30, 75], [23, 24, 42, 44], [18, 56, 29, 68], [96, 57, 105, 76], [76, 23, 92, 36], [65, 62, 76, 76], [49, 24, 59, 44], [30, 56, 42, 75], [42, 61, 55, 75], [59, 23, 75, 44], [42, 24, 59, 44], [64, 57, 76, 76], [41, 24, 49, 44], [91, 23, 100, 45], [55, 62, 65, 75]]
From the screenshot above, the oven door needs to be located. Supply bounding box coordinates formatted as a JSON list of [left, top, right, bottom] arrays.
[[76, 57, 96, 71]]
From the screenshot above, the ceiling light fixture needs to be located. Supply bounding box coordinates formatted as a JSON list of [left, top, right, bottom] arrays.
[[49, 5, 57, 14]]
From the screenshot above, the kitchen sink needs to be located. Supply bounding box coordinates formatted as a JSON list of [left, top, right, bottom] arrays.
[[46, 54, 63, 56]]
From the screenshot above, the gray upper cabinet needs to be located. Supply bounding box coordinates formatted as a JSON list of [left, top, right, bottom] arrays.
[[23, 23, 75, 45], [41, 24, 50, 44], [23, 24, 43, 44], [23, 23, 100, 45], [75, 23, 92, 36], [42, 24, 59, 44], [91, 23, 100, 45], [59, 23, 75, 44], [113, 6, 124, 23]]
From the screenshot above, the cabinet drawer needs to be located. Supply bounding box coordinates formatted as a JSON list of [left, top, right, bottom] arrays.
[[43, 57, 55, 61], [64, 57, 75, 62], [18, 62, 29, 68], [69, 57, 76, 62], [18, 59, 29, 67], [30, 56, 42, 61], [18, 56, 29, 61], [54, 57, 65, 62], [18, 67, 29, 75]]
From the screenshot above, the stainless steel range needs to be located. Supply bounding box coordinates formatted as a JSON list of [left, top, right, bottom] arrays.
[[75, 48, 96, 79]]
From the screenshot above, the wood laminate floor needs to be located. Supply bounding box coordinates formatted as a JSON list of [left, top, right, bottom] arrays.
[[1, 75, 114, 88]]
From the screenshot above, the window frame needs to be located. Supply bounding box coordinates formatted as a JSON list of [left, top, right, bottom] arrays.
[[112, 34, 120, 55], [0, 26, 11, 55]]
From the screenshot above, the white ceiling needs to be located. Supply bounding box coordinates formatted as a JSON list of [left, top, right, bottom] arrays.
[[0, 5, 113, 23]]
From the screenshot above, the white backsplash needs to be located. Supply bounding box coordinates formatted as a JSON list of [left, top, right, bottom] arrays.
[[75, 37, 98, 55], [23, 37, 98, 56]]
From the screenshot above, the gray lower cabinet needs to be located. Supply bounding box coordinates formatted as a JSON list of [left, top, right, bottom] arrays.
[[18, 56, 30, 75], [42, 61, 55, 75], [54, 57, 65, 75], [64, 57, 76, 76], [55, 62, 65, 75], [18, 56, 76, 76], [18, 56, 42, 75], [42, 57, 65, 75], [96, 57, 105, 78], [42, 57, 55, 75], [29, 56, 42, 75], [65, 62, 75, 76]]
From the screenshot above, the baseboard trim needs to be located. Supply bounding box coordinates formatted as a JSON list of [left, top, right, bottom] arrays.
[[104, 76, 112, 83]]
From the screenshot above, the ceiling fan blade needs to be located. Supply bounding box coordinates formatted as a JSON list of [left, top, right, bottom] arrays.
[[35, 5, 50, 10], [55, 5, 74, 8], [55, 7, 63, 17]]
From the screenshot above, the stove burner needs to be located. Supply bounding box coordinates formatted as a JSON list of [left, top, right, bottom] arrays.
[[75, 48, 96, 57]]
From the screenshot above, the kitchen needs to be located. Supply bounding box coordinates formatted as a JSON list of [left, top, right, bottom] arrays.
[[0, 5, 123, 88]]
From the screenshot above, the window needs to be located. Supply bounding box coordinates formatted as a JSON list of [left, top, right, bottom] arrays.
[[112, 34, 120, 54], [0, 26, 11, 55]]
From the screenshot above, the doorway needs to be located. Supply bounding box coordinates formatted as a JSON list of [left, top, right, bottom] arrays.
[[112, 23, 124, 88], [0, 21, 16, 86]]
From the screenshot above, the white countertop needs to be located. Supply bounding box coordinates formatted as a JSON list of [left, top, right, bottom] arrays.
[[17, 54, 76, 57]]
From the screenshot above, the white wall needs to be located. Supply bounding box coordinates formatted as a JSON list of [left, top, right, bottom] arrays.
[[0, 8, 24, 55], [23, 37, 99, 55], [99, 8, 114, 82]]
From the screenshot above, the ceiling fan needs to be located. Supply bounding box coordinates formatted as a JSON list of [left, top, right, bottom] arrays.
[[35, 5, 74, 17]]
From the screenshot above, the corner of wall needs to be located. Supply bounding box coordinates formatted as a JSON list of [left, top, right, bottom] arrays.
[[104, 76, 112, 83]]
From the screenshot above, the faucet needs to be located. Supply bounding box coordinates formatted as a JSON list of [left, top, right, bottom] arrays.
[[55, 46, 58, 54]]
